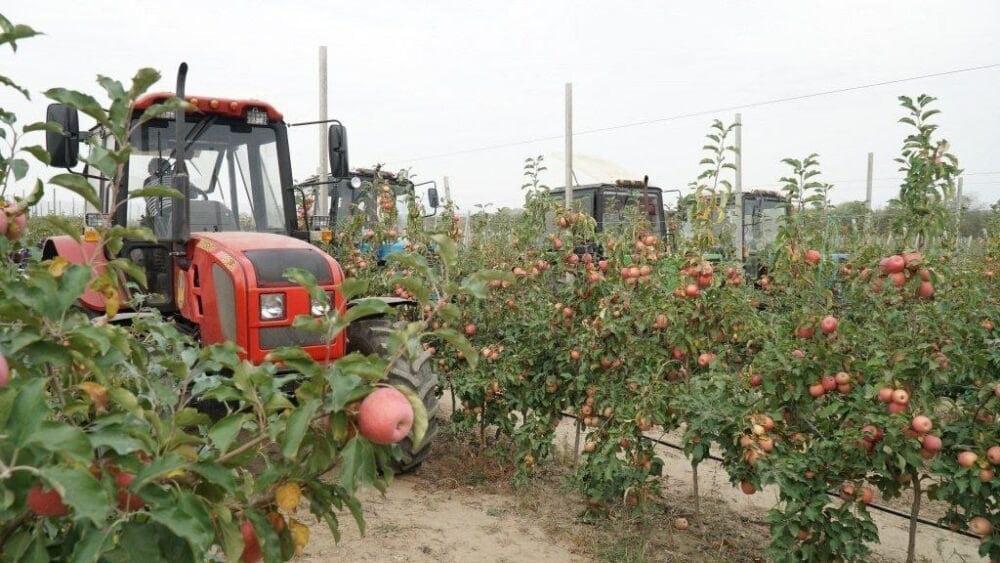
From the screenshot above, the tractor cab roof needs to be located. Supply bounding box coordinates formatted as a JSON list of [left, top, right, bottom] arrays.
[[550, 182, 664, 194], [133, 92, 284, 122]]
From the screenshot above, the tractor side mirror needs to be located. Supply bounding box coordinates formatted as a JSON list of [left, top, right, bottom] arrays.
[[45, 103, 80, 168], [327, 123, 349, 178], [427, 186, 440, 209]]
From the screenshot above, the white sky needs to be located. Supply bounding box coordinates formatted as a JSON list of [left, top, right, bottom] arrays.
[[4, 0, 1000, 213]]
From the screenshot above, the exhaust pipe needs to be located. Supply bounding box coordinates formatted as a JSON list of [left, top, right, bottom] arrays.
[[171, 62, 191, 243]]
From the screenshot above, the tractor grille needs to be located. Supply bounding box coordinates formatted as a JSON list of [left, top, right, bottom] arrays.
[[243, 249, 333, 288], [258, 327, 327, 349]]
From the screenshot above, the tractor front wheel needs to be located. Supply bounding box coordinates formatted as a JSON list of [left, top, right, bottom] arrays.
[[347, 317, 439, 473]]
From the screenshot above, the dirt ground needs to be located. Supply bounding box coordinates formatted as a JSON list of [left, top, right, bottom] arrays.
[[300, 404, 986, 562]]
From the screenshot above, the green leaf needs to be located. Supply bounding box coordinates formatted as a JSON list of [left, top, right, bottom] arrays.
[[22, 120, 63, 134], [127, 186, 184, 201], [245, 509, 282, 563], [19, 145, 50, 165], [430, 233, 458, 269], [0, 22, 41, 52], [0, 73, 30, 99], [148, 492, 215, 554], [188, 462, 236, 492], [69, 523, 114, 563], [108, 258, 148, 288], [208, 413, 247, 455], [216, 509, 245, 562], [133, 453, 188, 488], [339, 436, 376, 493], [338, 299, 390, 328], [49, 173, 100, 208], [11, 158, 28, 181], [129, 68, 161, 98], [25, 420, 93, 463], [136, 97, 191, 125], [8, 377, 49, 446], [336, 278, 369, 301], [284, 267, 323, 301], [117, 522, 166, 562], [433, 328, 478, 368], [89, 427, 147, 456], [281, 398, 320, 460], [44, 88, 109, 125], [41, 465, 112, 524], [392, 384, 428, 447]]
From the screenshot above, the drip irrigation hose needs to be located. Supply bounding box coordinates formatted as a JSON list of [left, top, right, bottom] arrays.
[[559, 412, 979, 540]]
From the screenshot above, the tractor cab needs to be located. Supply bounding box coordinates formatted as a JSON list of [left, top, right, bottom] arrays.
[[303, 167, 439, 262], [548, 181, 668, 239]]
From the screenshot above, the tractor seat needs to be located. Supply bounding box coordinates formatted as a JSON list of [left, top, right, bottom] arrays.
[[189, 200, 239, 232]]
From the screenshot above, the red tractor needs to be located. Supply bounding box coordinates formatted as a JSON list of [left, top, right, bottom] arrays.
[[40, 64, 437, 470]]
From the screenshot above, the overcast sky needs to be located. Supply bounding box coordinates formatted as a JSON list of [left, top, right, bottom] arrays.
[[4, 1, 999, 213]]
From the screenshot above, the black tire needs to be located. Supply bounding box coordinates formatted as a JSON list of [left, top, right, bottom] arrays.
[[347, 317, 439, 473]]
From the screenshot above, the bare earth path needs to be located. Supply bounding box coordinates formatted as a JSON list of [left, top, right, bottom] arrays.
[[301, 404, 986, 562], [300, 477, 580, 563]]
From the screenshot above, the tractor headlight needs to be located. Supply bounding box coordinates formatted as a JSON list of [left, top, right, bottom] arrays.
[[311, 291, 333, 316], [349, 176, 362, 189], [260, 293, 285, 320]]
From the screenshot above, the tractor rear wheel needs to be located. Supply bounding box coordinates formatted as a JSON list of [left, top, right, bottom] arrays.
[[347, 317, 439, 473]]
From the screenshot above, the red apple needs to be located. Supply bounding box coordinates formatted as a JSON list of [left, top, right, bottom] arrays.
[[114, 470, 144, 511], [792, 349, 806, 359], [808, 383, 826, 398], [892, 389, 909, 404], [911, 415, 932, 434], [820, 315, 838, 334], [0, 209, 7, 235], [888, 402, 908, 415], [5, 212, 26, 241], [0, 353, 8, 388], [834, 372, 850, 385], [804, 250, 821, 265], [464, 323, 476, 337], [740, 480, 756, 495], [921, 435, 942, 453], [27, 484, 69, 517], [821, 376, 837, 392], [958, 451, 978, 468], [986, 446, 1000, 465], [917, 281, 934, 298], [888, 272, 906, 288], [241, 520, 262, 563], [749, 374, 763, 387], [684, 284, 700, 298], [979, 468, 994, 482], [877, 387, 894, 403], [356, 387, 414, 445], [697, 353, 715, 368], [968, 516, 992, 538], [880, 255, 905, 274]]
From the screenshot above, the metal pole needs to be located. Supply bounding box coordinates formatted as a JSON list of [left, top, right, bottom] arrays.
[[564, 83, 573, 208], [865, 152, 874, 210], [316, 46, 330, 217], [443, 176, 452, 204], [733, 113, 743, 261]]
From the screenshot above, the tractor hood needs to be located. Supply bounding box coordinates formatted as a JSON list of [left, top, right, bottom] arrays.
[[191, 232, 335, 287]]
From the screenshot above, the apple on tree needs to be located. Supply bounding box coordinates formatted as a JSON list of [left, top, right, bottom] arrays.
[[356, 387, 415, 445]]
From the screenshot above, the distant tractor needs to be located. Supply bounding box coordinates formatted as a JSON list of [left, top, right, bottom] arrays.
[[301, 167, 439, 263], [40, 64, 437, 470], [547, 180, 676, 257]]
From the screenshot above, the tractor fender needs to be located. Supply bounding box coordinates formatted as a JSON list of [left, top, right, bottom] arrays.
[[41, 236, 109, 312], [346, 296, 416, 309]]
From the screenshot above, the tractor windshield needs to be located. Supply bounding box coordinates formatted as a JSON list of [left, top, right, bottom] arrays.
[[126, 117, 286, 238]]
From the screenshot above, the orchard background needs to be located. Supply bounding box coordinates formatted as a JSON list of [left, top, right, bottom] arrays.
[[2, 10, 999, 563]]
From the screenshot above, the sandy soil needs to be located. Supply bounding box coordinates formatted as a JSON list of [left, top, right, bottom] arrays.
[[300, 478, 581, 563], [300, 402, 986, 562]]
